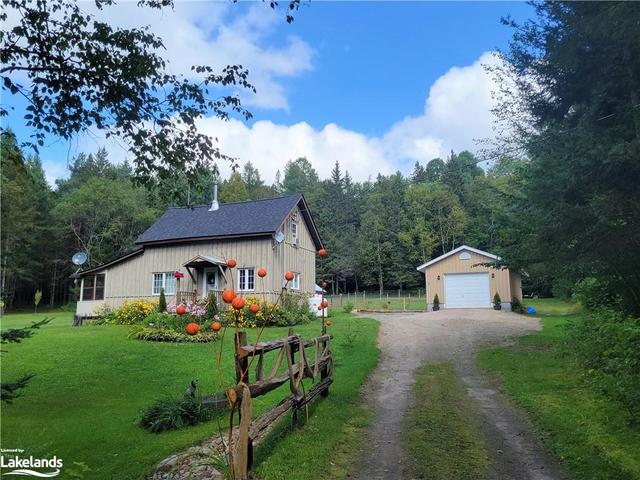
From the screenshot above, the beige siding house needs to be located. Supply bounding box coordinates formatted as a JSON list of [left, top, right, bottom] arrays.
[[416, 245, 522, 310], [76, 194, 323, 316]]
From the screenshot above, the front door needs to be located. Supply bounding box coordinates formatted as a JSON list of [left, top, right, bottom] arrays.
[[203, 268, 218, 297]]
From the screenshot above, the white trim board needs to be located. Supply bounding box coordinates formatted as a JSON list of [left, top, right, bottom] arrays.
[[416, 245, 500, 272]]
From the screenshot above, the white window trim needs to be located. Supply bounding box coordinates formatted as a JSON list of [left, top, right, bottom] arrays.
[[237, 267, 255, 292], [291, 272, 301, 290], [291, 221, 299, 243], [152, 272, 175, 296]]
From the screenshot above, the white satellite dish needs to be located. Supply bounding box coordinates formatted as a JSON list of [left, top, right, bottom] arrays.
[[72, 251, 88, 266], [274, 231, 285, 244]]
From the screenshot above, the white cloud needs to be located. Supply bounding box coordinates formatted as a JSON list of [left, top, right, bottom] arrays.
[[198, 118, 391, 182], [193, 51, 505, 182], [82, 2, 313, 111]]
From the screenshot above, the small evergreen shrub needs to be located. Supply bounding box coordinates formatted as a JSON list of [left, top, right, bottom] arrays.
[[206, 292, 218, 320], [140, 396, 214, 432], [158, 288, 167, 312], [433, 294, 440, 309], [493, 292, 501, 306], [342, 302, 354, 314]]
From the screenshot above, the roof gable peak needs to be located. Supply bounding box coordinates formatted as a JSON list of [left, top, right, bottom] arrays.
[[416, 245, 499, 272]]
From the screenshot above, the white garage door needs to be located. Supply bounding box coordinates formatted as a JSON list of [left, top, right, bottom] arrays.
[[444, 273, 490, 308]]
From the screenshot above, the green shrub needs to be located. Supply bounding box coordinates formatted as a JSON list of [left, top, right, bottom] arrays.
[[572, 277, 620, 311], [206, 292, 218, 320], [158, 288, 167, 312], [510, 297, 524, 313], [565, 307, 640, 420], [342, 302, 354, 314], [140, 396, 214, 433], [264, 292, 314, 326], [129, 325, 217, 343], [493, 292, 501, 306], [61, 302, 77, 312], [433, 294, 440, 308], [109, 299, 157, 324]]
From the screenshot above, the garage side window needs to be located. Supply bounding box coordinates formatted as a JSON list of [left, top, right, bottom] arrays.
[[82, 274, 105, 301]]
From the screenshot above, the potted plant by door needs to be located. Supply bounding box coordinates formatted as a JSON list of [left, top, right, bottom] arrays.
[[432, 294, 440, 311], [493, 292, 502, 310]]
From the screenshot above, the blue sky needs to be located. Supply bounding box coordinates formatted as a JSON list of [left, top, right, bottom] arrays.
[[2, 1, 534, 184]]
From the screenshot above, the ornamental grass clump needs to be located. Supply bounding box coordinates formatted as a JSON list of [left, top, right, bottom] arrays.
[[140, 396, 214, 433]]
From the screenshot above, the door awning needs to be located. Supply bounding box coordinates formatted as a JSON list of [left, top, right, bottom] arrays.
[[183, 254, 227, 269]]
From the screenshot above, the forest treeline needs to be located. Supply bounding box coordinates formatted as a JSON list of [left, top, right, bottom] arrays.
[[1, 132, 523, 306], [2, 2, 639, 318]]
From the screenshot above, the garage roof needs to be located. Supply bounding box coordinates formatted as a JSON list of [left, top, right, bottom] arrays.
[[416, 245, 499, 272]]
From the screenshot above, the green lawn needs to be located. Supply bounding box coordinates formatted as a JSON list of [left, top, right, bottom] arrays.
[[1, 310, 378, 479], [403, 362, 489, 480], [327, 293, 427, 311], [479, 299, 640, 480]]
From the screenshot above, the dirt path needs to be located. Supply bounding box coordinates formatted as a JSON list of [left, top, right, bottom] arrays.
[[353, 310, 565, 480]]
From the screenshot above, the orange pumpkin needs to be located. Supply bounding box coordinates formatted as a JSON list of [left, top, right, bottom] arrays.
[[249, 303, 260, 314], [325, 319, 333, 326], [257, 267, 267, 278], [321, 299, 329, 309], [176, 304, 187, 315], [284, 271, 294, 281], [227, 258, 237, 268], [318, 248, 328, 258], [211, 321, 222, 332], [231, 296, 246, 311], [222, 289, 236, 304], [185, 322, 199, 335]]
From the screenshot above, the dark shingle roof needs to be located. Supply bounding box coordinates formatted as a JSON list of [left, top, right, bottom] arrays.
[[136, 194, 322, 248]]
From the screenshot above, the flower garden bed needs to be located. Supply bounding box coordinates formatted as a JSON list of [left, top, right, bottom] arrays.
[[92, 292, 316, 343]]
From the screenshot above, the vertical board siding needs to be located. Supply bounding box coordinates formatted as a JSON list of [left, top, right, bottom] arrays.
[[77, 205, 318, 314], [509, 272, 523, 302], [423, 250, 512, 307]]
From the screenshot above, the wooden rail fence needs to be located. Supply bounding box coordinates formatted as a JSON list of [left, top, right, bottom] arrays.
[[228, 326, 333, 479]]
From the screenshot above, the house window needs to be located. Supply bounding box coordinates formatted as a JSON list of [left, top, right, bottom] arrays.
[[238, 268, 255, 291], [152, 272, 175, 295], [82, 274, 105, 301], [291, 221, 299, 244], [291, 272, 301, 290]]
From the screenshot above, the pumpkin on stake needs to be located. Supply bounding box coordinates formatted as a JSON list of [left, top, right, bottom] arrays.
[[214, 250, 330, 479]]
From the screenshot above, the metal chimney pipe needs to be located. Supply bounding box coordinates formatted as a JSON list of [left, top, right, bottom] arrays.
[[209, 183, 219, 211]]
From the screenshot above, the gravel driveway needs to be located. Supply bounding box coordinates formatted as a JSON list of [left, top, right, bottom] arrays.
[[353, 309, 565, 480]]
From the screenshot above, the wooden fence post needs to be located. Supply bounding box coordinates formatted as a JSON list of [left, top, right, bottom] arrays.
[[288, 327, 299, 424], [235, 331, 249, 384]]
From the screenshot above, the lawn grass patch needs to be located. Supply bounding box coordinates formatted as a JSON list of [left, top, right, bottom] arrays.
[[253, 315, 378, 480], [403, 362, 489, 480], [478, 299, 640, 480], [1, 310, 378, 479]]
